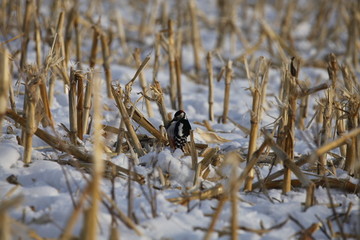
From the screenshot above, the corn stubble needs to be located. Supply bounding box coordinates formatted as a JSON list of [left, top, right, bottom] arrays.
[[0, 0, 359, 239]]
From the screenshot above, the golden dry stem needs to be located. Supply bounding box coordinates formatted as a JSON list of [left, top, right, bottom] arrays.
[[0, 196, 23, 240], [175, 57, 183, 110], [34, 18, 42, 67], [38, 74, 53, 128], [20, 0, 33, 70], [114, 10, 129, 58], [0, 46, 10, 132], [190, 130, 198, 170], [203, 197, 226, 240], [75, 72, 84, 140], [55, 12, 69, 85], [229, 156, 239, 240], [282, 58, 298, 194], [151, 79, 168, 126], [22, 66, 41, 165], [89, 26, 99, 69], [101, 34, 114, 99], [133, 48, 153, 117], [74, 13, 82, 68], [298, 94, 309, 130], [111, 86, 145, 157], [244, 57, 269, 191], [188, 0, 202, 74], [83, 77, 104, 240], [64, 8, 75, 66], [82, 72, 93, 135], [167, 19, 177, 110], [222, 60, 232, 124], [60, 185, 91, 240], [0, 212, 10, 240], [206, 52, 214, 121], [68, 68, 78, 144], [127, 105, 167, 143], [150, 33, 168, 126]]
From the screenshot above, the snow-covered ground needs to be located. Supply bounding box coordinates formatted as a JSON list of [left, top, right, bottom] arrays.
[[0, 0, 359, 239]]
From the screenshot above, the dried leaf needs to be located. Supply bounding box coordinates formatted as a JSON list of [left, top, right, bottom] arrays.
[[195, 128, 231, 144]]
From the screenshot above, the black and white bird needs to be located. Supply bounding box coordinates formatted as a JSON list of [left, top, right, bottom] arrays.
[[166, 110, 191, 150]]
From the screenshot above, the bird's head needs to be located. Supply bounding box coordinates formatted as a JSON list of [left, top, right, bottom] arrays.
[[173, 110, 186, 120]]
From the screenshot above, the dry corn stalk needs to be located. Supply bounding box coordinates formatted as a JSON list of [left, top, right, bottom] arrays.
[[76, 71, 84, 140], [151, 80, 168, 126], [282, 57, 298, 193], [68, 68, 78, 144], [19, 0, 33, 70], [244, 86, 260, 191], [260, 178, 359, 194], [188, 0, 202, 74], [82, 72, 93, 135], [335, 102, 347, 158], [101, 192, 143, 236], [264, 132, 314, 206], [101, 34, 113, 98], [0, 46, 10, 132], [318, 53, 337, 175], [133, 48, 153, 117], [6, 109, 145, 183], [89, 26, 99, 69], [244, 57, 269, 191], [341, 64, 360, 176], [83, 77, 104, 240], [167, 184, 224, 204], [175, 57, 183, 110], [152, 33, 162, 81], [203, 196, 226, 240], [111, 85, 145, 156], [276, 63, 290, 156], [0, 196, 23, 240], [167, 20, 177, 110], [64, 8, 75, 66], [55, 11, 69, 85], [114, 10, 129, 58], [74, 13, 82, 68], [34, 17, 42, 67], [298, 88, 309, 130], [252, 127, 360, 189], [8, 68, 16, 114], [252, 101, 360, 190], [279, 0, 297, 46], [187, 130, 197, 170], [60, 184, 91, 240], [199, 147, 218, 172], [153, 33, 161, 82], [0, 207, 10, 239], [258, 17, 297, 62], [226, 152, 241, 240], [23, 67, 41, 164], [206, 52, 214, 121], [222, 60, 232, 124], [345, 4, 359, 70], [152, 34, 168, 124], [45, 35, 58, 107], [0, 0, 7, 30], [127, 105, 167, 143]]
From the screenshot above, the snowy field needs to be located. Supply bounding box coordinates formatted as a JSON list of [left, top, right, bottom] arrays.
[[0, 0, 359, 239]]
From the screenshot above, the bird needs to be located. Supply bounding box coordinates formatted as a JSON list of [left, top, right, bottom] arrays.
[[165, 110, 191, 150]]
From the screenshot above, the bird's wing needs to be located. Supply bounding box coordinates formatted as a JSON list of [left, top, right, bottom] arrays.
[[180, 119, 191, 136]]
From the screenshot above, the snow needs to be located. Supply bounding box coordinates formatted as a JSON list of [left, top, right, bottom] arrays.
[[1, 0, 359, 239]]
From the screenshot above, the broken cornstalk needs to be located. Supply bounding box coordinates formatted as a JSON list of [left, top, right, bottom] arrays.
[[0, 46, 10, 132], [206, 52, 214, 121], [222, 60, 233, 124]]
